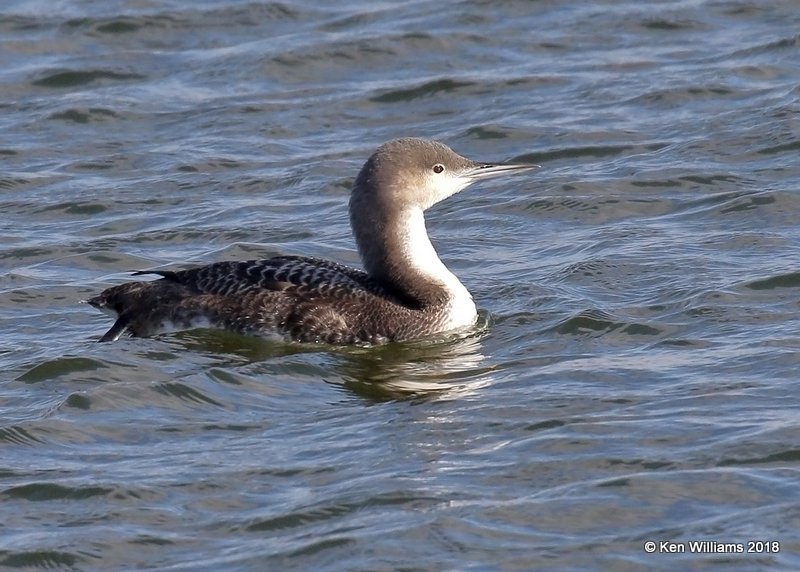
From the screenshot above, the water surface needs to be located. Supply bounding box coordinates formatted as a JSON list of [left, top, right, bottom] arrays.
[[2, 0, 800, 570]]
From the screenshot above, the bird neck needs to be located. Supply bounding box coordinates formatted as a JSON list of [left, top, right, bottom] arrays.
[[352, 202, 472, 309]]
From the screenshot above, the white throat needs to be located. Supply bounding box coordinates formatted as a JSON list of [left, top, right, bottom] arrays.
[[400, 208, 477, 329]]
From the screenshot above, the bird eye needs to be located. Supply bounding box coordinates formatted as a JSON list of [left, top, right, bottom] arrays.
[[432, 164, 445, 174]]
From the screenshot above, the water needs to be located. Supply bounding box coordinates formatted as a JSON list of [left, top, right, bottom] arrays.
[[2, 0, 800, 569]]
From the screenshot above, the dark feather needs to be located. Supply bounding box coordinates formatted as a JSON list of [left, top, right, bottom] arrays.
[[88, 255, 442, 344]]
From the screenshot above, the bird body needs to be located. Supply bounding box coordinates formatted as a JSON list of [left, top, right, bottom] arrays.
[[88, 138, 537, 344]]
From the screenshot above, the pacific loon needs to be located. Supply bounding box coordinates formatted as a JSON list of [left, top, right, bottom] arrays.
[[88, 138, 538, 344]]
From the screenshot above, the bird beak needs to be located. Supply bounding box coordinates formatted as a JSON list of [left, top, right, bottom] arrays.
[[465, 162, 540, 180]]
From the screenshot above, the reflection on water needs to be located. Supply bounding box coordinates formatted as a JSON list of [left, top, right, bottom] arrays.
[[334, 329, 491, 401], [168, 313, 492, 401]]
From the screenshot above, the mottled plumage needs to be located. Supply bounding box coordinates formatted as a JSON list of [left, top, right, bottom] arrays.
[[88, 138, 537, 344], [90, 256, 429, 344]]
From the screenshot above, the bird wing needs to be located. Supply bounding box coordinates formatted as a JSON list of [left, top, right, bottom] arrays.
[[133, 255, 387, 300]]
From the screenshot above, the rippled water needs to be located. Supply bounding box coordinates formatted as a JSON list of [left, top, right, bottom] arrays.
[[2, 0, 800, 570]]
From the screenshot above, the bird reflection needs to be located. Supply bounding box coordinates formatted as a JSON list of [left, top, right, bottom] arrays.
[[164, 312, 493, 402], [330, 314, 492, 401]]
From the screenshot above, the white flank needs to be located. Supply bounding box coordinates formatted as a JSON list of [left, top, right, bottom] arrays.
[[156, 317, 214, 335]]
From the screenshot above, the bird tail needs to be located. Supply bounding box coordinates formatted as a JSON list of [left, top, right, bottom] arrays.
[[98, 316, 131, 342]]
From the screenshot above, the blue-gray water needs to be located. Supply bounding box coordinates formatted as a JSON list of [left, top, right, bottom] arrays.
[[2, 1, 800, 570]]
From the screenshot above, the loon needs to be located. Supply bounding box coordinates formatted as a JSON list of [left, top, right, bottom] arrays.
[[88, 138, 538, 344]]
